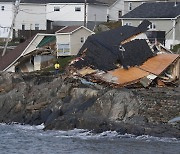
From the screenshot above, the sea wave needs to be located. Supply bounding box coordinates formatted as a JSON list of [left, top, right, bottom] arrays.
[[0, 123, 179, 143]]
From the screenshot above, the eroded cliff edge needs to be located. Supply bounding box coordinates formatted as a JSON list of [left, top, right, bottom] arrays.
[[0, 72, 179, 138]]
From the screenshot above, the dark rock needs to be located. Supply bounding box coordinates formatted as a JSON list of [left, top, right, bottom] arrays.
[[0, 73, 179, 138], [40, 108, 52, 123], [45, 109, 63, 126], [125, 115, 148, 125]]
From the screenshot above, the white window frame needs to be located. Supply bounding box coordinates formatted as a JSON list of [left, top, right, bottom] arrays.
[[22, 24, 25, 30], [124, 22, 132, 26], [80, 37, 85, 43], [54, 6, 60, 11], [128, 2, 132, 11], [1, 6, 4, 11], [148, 23, 156, 30], [57, 44, 70, 56], [75, 7, 81, 12], [118, 10, 122, 18], [35, 24, 40, 30]]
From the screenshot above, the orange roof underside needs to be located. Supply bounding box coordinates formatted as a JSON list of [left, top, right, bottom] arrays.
[[108, 54, 179, 86], [139, 54, 179, 75], [109, 67, 149, 85]]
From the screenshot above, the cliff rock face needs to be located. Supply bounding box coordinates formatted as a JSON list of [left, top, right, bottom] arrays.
[[0, 72, 179, 138]]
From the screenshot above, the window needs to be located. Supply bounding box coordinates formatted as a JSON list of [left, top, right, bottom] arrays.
[[22, 24, 25, 30], [148, 23, 156, 30], [128, 2, 132, 11], [58, 44, 70, 56], [1, 6, 4, 11], [54, 6, 60, 11], [75, 7, 81, 12], [124, 22, 132, 26], [170, 44, 174, 50], [35, 24, 39, 30], [118, 11, 122, 18], [80, 37, 85, 43]]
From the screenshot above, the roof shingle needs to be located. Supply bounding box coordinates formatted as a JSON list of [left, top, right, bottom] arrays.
[[0, 36, 35, 71], [122, 2, 180, 18]]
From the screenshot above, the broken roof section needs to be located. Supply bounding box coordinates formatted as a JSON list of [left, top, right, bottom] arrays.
[[73, 20, 154, 70], [0, 33, 55, 72], [69, 20, 180, 87]]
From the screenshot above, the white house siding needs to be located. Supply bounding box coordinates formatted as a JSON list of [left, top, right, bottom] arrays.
[[0, 2, 14, 38], [70, 28, 93, 55], [6, 65, 15, 72], [56, 34, 71, 56], [108, 0, 124, 21], [87, 5, 108, 22], [46, 3, 84, 22], [15, 4, 46, 31], [122, 19, 180, 49], [124, 0, 145, 15]]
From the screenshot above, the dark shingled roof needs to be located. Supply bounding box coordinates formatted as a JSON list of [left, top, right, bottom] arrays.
[[73, 20, 154, 70], [0, 36, 35, 71], [122, 2, 180, 18], [0, 0, 106, 4]]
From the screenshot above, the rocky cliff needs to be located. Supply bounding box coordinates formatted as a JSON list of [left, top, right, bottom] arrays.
[[0, 72, 179, 138]]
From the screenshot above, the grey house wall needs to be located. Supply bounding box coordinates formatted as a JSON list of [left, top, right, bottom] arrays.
[[124, 1, 143, 14], [122, 19, 180, 48], [175, 17, 180, 40]]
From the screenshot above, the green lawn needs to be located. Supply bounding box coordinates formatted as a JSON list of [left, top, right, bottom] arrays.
[[42, 56, 75, 73]]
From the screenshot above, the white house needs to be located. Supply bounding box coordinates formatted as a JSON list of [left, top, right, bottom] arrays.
[[120, 2, 180, 49], [0, 0, 108, 40], [46, 0, 108, 30], [56, 26, 94, 57], [0, 0, 14, 39], [0, 0, 47, 39], [108, 0, 125, 21], [15, 2, 47, 31]]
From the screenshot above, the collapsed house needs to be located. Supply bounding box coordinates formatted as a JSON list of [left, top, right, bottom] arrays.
[[0, 34, 56, 72], [68, 20, 180, 87]]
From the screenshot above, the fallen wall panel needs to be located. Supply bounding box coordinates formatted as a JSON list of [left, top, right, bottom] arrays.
[[139, 54, 179, 75], [109, 67, 150, 86]]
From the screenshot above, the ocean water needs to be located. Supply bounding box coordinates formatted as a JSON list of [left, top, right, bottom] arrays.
[[0, 123, 179, 154]]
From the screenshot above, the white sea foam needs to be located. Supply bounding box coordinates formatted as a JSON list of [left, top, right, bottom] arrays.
[[51, 129, 180, 143], [12, 123, 45, 130], [1, 123, 179, 143]]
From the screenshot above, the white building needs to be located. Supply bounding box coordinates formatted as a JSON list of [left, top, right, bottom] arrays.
[[0, 1, 14, 39], [0, 0, 108, 39], [56, 26, 94, 56], [15, 2, 47, 31], [108, 0, 124, 21], [46, 0, 108, 30], [121, 2, 180, 49]]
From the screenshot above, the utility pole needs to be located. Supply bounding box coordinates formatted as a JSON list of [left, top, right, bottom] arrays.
[[93, 14, 96, 31], [84, 0, 87, 27], [2, 0, 21, 56]]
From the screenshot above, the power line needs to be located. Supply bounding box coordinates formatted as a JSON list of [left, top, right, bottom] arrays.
[[18, 4, 68, 15]]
